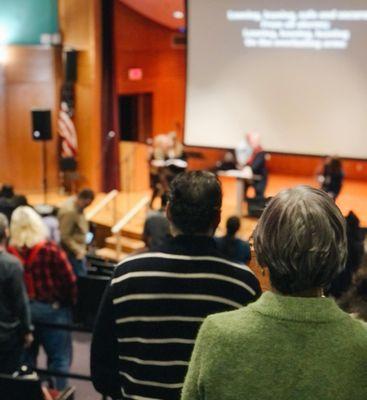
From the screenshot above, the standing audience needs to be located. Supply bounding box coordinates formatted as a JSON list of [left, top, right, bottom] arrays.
[[182, 186, 367, 400], [142, 194, 170, 251], [8, 206, 77, 390], [326, 211, 364, 298], [91, 171, 261, 400], [0, 213, 33, 374], [215, 216, 251, 264], [58, 188, 94, 277]]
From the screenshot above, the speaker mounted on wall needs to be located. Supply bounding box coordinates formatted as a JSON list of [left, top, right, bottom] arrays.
[[31, 109, 52, 141], [64, 49, 77, 82]]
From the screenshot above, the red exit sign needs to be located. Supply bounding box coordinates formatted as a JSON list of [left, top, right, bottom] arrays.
[[128, 68, 143, 81]]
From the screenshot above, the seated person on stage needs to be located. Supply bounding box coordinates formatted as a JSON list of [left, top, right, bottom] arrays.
[[8, 206, 77, 390], [215, 216, 251, 264], [235, 132, 268, 199], [213, 151, 236, 172], [91, 171, 261, 400], [0, 213, 33, 374], [318, 156, 344, 200], [182, 186, 367, 400]]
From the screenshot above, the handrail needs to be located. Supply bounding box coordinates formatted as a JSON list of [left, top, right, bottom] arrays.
[[86, 189, 119, 220], [111, 195, 150, 234]]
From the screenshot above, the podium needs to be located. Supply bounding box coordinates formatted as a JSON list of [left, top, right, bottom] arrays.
[[217, 168, 261, 216]]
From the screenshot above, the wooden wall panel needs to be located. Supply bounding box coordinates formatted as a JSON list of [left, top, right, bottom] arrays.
[[113, 1, 186, 137], [58, 0, 102, 191], [0, 46, 59, 192]]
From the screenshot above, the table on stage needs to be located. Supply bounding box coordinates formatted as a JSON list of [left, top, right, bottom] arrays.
[[217, 168, 261, 216]]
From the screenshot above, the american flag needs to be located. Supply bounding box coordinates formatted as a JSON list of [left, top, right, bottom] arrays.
[[58, 82, 78, 159]]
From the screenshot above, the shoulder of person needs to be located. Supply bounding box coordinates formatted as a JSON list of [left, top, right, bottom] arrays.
[[1, 251, 23, 270], [200, 307, 254, 339]]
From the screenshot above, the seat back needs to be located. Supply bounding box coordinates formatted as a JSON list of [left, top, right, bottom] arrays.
[[0, 374, 43, 400], [76, 275, 110, 329]]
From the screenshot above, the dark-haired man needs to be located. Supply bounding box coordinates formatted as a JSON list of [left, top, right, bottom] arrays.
[[0, 213, 33, 373], [58, 188, 95, 276], [91, 171, 261, 400]]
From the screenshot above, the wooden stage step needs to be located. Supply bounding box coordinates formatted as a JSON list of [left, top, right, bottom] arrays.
[[95, 247, 129, 263], [105, 236, 145, 253]]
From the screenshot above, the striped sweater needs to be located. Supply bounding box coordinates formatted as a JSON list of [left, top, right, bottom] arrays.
[[91, 235, 261, 400]]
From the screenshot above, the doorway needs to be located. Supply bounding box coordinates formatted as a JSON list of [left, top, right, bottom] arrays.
[[118, 93, 153, 142]]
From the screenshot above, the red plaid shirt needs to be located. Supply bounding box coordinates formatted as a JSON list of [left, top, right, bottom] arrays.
[[8, 241, 77, 305]]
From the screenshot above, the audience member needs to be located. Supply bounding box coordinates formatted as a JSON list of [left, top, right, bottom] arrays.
[[182, 186, 367, 400], [142, 193, 170, 251], [35, 204, 61, 244], [338, 260, 367, 321], [8, 206, 77, 390], [215, 216, 251, 264], [58, 188, 95, 277], [326, 211, 364, 298], [0, 213, 33, 374], [319, 156, 344, 200], [91, 171, 261, 399]]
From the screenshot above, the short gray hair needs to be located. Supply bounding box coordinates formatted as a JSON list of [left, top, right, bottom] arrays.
[[0, 213, 9, 242], [253, 186, 347, 294]]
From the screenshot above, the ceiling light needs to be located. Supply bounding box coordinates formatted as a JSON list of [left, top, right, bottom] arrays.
[[173, 11, 184, 19]]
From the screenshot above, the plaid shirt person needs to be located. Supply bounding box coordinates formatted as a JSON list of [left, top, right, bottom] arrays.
[[8, 241, 77, 306]]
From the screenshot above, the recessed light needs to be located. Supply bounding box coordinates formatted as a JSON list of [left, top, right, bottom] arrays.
[[173, 11, 184, 19]]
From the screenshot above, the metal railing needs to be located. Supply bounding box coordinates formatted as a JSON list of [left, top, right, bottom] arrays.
[[85, 189, 119, 225]]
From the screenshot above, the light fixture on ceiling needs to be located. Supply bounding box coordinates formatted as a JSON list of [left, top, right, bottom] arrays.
[[173, 10, 184, 20]]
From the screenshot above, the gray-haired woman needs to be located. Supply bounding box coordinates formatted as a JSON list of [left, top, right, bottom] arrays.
[[182, 186, 367, 400]]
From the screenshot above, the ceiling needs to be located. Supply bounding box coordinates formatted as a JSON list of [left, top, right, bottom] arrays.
[[119, 0, 185, 30]]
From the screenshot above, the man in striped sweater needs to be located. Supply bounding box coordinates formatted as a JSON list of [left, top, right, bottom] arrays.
[[91, 171, 261, 400]]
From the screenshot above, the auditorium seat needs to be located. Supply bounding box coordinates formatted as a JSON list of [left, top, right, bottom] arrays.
[[0, 374, 75, 400], [76, 275, 110, 329]]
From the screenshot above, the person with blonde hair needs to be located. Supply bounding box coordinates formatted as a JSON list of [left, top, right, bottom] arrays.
[[8, 206, 77, 390]]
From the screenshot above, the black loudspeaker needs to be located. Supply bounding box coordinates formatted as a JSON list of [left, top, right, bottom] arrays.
[[65, 50, 77, 82], [31, 110, 52, 141]]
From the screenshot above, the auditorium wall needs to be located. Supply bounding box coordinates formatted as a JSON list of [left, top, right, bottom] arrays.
[[1, 0, 58, 45], [113, 1, 186, 137], [0, 46, 60, 192], [58, 0, 102, 191]]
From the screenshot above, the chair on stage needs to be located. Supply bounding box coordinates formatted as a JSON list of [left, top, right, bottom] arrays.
[[0, 373, 75, 400]]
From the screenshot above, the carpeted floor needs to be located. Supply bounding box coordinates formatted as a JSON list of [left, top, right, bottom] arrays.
[[39, 332, 103, 400]]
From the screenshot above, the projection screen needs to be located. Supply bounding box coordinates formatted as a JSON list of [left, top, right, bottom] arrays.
[[184, 0, 367, 158]]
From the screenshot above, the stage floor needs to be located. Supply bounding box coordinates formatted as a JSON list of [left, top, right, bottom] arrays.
[[26, 173, 367, 238]]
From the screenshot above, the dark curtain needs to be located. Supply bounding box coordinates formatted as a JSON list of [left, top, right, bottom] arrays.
[[101, 0, 120, 191]]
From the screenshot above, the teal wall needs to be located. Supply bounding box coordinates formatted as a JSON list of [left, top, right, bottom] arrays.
[[0, 0, 58, 44]]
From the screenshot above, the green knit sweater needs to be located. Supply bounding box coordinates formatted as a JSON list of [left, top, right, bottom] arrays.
[[182, 291, 367, 400]]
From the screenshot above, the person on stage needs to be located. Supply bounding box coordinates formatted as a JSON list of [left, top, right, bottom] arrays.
[[318, 156, 344, 200], [236, 132, 268, 199]]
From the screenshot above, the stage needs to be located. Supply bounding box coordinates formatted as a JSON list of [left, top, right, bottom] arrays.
[[25, 173, 366, 291], [26, 173, 367, 237]]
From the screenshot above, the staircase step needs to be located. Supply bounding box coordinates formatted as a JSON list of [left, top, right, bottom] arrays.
[[95, 247, 128, 263], [120, 226, 143, 240], [105, 236, 145, 253]]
